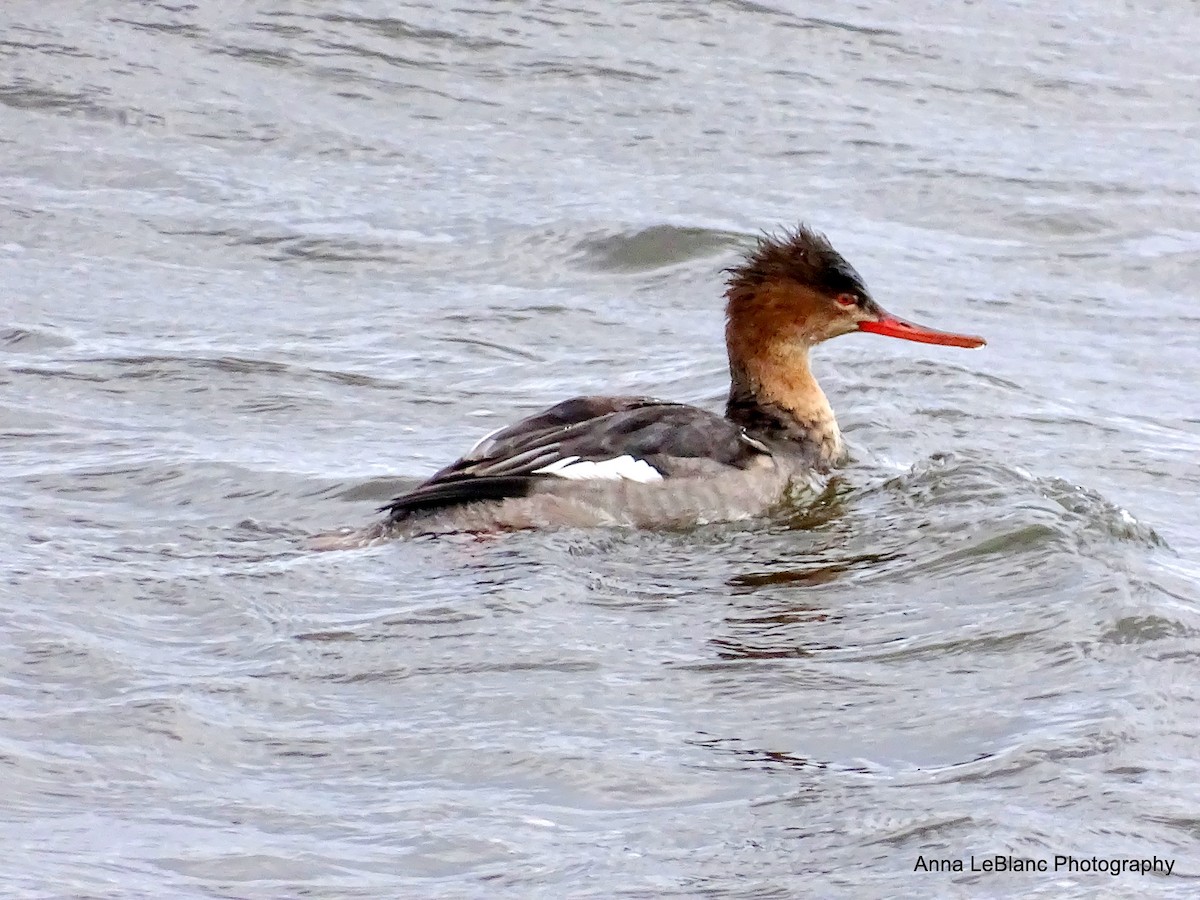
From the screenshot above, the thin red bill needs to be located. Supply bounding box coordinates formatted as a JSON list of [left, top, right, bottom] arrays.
[[859, 313, 986, 348]]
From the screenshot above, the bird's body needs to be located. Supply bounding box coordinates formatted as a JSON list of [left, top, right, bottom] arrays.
[[375, 395, 823, 537], [313, 225, 984, 548]]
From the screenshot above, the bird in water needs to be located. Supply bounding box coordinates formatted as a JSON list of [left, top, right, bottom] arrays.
[[312, 225, 984, 548]]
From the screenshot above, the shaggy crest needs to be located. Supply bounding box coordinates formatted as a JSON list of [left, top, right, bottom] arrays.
[[725, 225, 869, 300]]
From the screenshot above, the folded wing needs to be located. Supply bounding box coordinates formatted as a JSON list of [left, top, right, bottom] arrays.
[[382, 395, 771, 520]]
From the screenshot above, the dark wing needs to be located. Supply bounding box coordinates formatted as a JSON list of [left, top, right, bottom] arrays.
[[382, 395, 771, 521]]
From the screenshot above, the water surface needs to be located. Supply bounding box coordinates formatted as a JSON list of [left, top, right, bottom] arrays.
[[2, 1, 1199, 896]]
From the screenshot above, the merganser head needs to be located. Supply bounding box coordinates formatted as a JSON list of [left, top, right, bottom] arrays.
[[724, 225, 986, 349]]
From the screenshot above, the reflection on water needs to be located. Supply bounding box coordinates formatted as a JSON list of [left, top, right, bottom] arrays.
[[2, 0, 1199, 896]]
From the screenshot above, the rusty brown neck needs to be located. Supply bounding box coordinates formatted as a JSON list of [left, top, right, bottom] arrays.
[[724, 313, 844, 469]]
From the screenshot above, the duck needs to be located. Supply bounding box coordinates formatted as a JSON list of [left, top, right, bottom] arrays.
[[314, 225, 984, 547]]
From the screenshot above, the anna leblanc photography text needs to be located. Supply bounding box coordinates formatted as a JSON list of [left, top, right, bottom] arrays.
[[913, 854, 1175, 876]]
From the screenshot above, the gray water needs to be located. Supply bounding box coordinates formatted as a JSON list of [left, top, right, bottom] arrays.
[[3, 1, 1199, 897]]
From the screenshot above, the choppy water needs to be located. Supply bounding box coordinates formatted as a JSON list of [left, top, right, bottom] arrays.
[[3, 1, 1199, 897]]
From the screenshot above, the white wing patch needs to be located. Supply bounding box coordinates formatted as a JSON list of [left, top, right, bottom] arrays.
[[534, 455, 663, 484]]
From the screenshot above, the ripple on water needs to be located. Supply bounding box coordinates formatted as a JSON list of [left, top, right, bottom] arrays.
[[571, 224, 743, 273], [3, 0, 1199, 894], [0, 325, 75, 353], [631, 451, 1180, 774]]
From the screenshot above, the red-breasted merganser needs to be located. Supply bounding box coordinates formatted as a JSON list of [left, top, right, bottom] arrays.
[[314, 225, 984, 547]]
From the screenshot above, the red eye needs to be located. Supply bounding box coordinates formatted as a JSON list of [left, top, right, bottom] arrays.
[[835, 293, 857, 308]]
